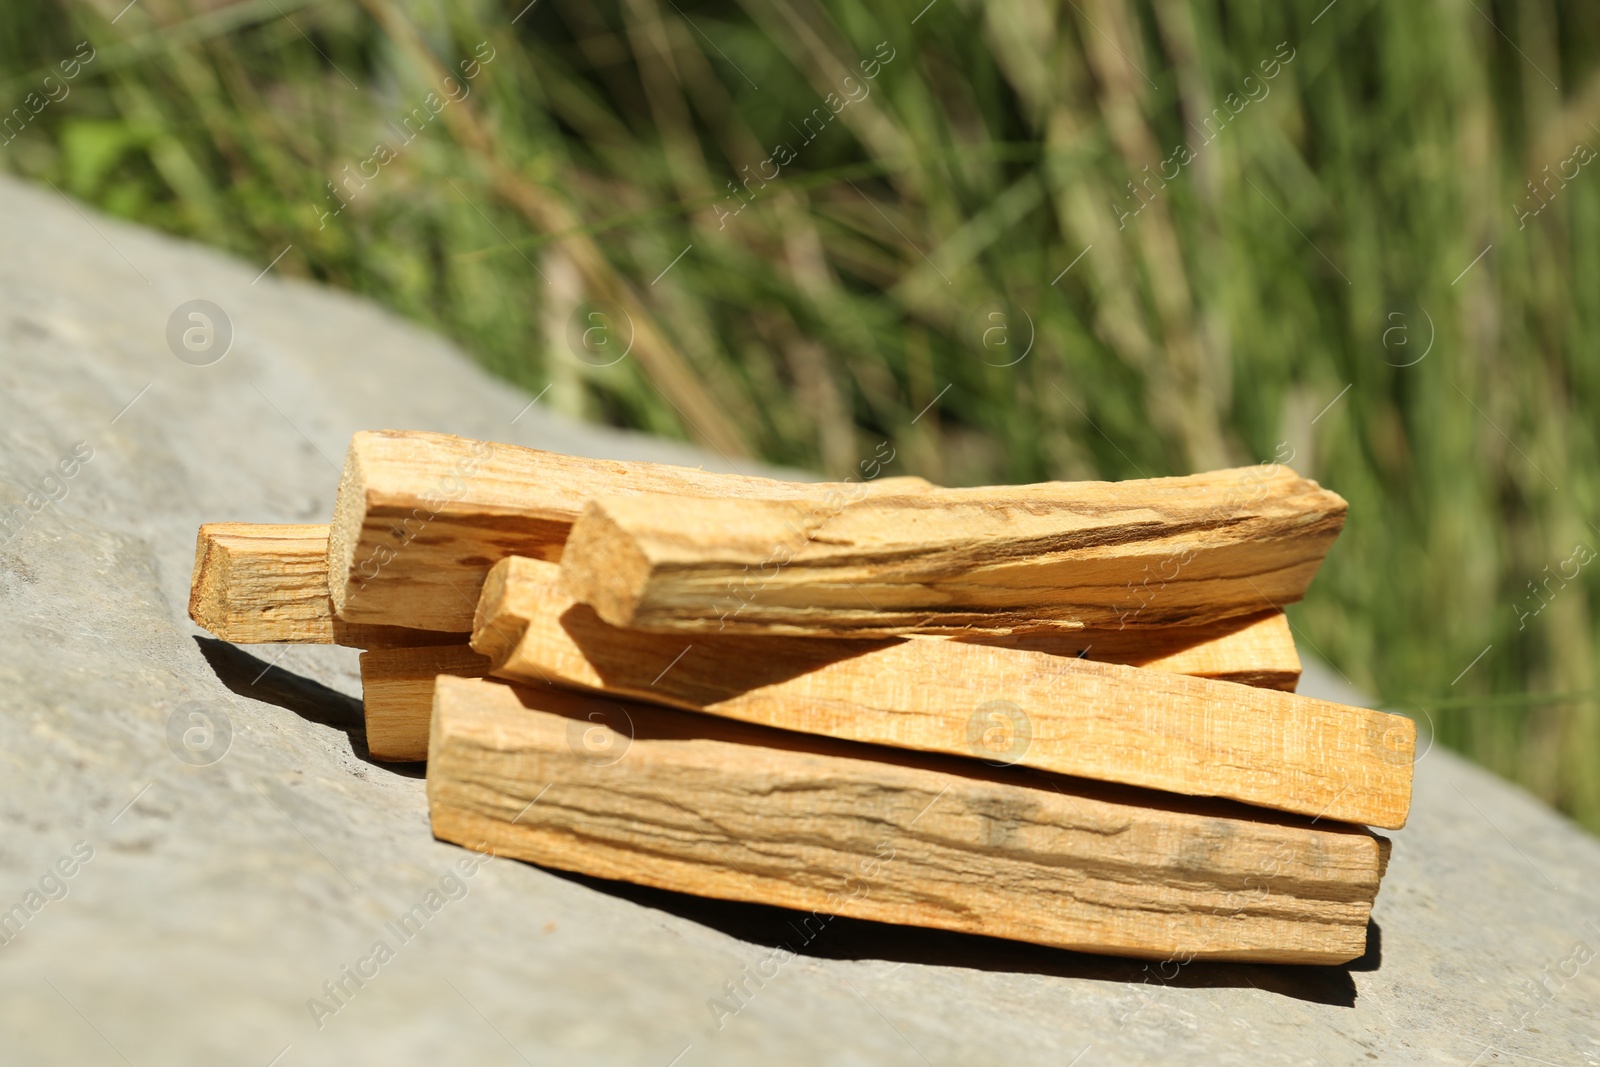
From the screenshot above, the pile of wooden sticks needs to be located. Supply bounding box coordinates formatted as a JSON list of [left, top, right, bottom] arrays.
[[190, 429, 1413, 965]]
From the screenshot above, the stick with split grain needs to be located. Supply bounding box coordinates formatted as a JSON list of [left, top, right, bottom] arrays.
[[326, 430, 932, 635], [189, 523, 454, 648], [559, 464, 1346, 637], [471, 557, 1410, 829], [428, 676, 1389, 965]]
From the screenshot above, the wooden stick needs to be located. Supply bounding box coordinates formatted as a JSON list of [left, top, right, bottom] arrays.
[[961, 610, 1301, 690], [474, 558, 1411, 829], [189, 523, 455, 648], [363, 585, 1299, 767], [190, 520, 1302, 686], [358, 574, 1298, 766], [428, 676, 1389, 965], [326, 430, 932, 635], [192, 518, 1301, 684], [559, 464, 1347, 636], [476, 558, 1301, 685], [360, 645, 491, 761]]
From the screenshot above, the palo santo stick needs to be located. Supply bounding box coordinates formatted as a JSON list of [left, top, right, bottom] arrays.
[[190, 517, 1299, 684], [559, 464, 1347, 636], [473, 558, 1412, 829], [362, 610, 1299, 762], [428, 676, 1389, 965], [344, 569, 1296, 769], [364, 607, 1299, 765], [361, 645, 491, 761], [326, 430, 932, 634], [475, 559, 1301, 685], [189, 523, 454, 648], [965, 610, 1301, 691]]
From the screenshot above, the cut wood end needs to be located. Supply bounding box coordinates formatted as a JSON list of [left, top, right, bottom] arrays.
[[187, 522, 231, 632], [189, 522, 343, 644], [471, 556, 561, 667], [190, 519, 459, 647], [560, 501, 654, 628], [1369, 712, 1417, 829], [1373, 832, 1393, 881], [326, 432, 375, 620]]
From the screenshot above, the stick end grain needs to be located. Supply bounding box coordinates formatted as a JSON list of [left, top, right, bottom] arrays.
[[471, 556, 559, 667], [1307, 706, 1414, 830], [560, 501, 655, 628], [471, 556, 518, 662], [188, 522, 339, 643], [326, 432, 374, 621], [1367, 711, 1417, 830], [188, 523, 231, 634]]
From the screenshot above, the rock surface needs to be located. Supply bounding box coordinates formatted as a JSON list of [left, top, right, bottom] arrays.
[[0, 173, 1596, 1066]]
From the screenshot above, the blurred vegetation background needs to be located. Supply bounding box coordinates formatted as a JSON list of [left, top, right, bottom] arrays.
[[2, 0, 1597, 828]]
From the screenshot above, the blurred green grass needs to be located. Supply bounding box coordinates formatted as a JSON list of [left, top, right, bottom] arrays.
[[3, 0, 1597, 828]]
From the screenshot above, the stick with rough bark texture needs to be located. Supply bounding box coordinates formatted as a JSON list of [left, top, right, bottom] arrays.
[[326, 430, 931, 634], [473, 557, 1409, 828], [189, 523, 453, 648], [428, 676, 1389, 964], [559, 464, 1346, 637], [361, 645, 491, 761]]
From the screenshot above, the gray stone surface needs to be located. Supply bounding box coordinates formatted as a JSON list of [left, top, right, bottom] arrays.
[[0, 172, 1596, 1066]]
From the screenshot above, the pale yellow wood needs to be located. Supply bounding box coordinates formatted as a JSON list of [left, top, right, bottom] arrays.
[[360, 644, 491, 761], [474, 557, 1410, 829], [344, 562, 1295, 769], [189, 523, 453, 648], [326, 430, 932, 634], [559, 464, 1347, 636], [475, 557, 1300, 683], [428, 676, 1389, 965], [349, 581, 1299, 765], [326, 567, 1295, 769], [961, 609, 1301, 690]]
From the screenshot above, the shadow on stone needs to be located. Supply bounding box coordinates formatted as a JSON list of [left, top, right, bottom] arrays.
[[1345, 919, 1383, 971], [191, 634, 1380, 1005], [194, 636, 426, 779], [547, 868, 1366, 1007]]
